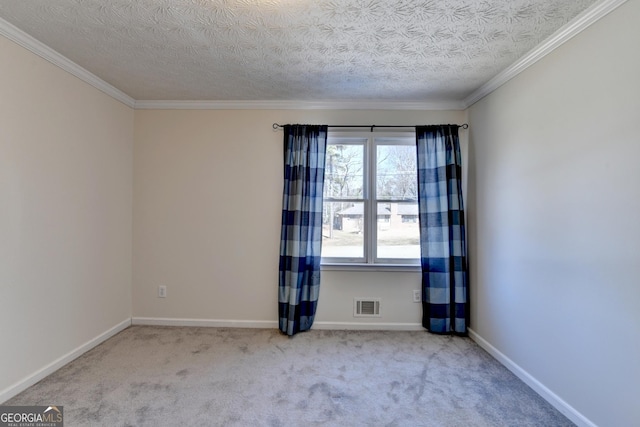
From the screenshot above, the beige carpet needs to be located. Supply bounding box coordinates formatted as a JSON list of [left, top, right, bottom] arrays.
[[4, 326, 574, 426]]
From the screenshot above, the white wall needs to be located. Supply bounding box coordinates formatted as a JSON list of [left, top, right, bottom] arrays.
[[0, 35, 134, 398], [467, 1, 640, 426], [133, 109, 466, 326]]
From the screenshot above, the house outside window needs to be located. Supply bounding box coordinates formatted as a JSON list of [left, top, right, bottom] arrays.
[[322, 133, 420, 266]]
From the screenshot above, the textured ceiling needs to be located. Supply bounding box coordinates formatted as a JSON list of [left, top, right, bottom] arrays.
[[0, 0, 598, 103]]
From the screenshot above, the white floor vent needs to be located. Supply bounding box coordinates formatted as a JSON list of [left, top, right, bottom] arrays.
[[354, 298, 381, 317]]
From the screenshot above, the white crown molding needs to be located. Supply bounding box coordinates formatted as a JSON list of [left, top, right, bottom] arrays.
[[1, 0, 624, 112], [133, 99, 465, 111], [463, 0, 629, 108], [0, 16, 136, 108]]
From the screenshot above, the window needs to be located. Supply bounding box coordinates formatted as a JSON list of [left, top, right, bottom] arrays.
[[322, 133, 420, 265]]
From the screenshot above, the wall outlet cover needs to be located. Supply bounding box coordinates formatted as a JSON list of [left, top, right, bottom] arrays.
[[413, 290, 421, 303]]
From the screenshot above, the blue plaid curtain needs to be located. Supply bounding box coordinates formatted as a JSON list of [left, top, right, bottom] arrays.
[[416, 125, 469, 335], [279, 125, 327, 336]]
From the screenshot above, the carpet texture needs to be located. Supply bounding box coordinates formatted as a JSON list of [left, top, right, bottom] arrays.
[[4, 326, 574, 426]]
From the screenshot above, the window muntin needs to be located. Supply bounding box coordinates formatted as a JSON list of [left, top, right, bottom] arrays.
[[322, 133, 420, 265]]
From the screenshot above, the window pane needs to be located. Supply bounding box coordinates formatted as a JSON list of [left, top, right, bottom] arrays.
[[377, 202, 420, 259], [322, 202, 364, 259], [377, 145, 417, 200], [325, 144, 364, 199]]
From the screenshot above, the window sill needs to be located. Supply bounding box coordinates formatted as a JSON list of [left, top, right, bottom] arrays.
[[321, 263, 421, 272]]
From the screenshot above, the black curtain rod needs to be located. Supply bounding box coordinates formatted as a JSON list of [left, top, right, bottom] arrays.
[[272, 123, 468, 132]]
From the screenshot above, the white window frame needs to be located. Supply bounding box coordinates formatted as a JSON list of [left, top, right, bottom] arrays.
[[321, 131, 420, 271]]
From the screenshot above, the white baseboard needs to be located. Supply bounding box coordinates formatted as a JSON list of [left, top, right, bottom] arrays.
[[1, 316, 594, 427], [131, 317, 278, 329], [131, 317, 423, 331], [467, 328, 597, 427], [0, 318, 131, 404], [313, 321, 423, 331]]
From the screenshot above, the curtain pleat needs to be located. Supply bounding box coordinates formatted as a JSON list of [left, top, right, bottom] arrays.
[[416, 125, 469, 335], [278, 125, 327, 336]]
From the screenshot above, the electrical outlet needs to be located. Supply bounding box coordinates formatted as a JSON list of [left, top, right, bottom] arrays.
[[412, 289, 421, 303], [158, 285, 167, 298]]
